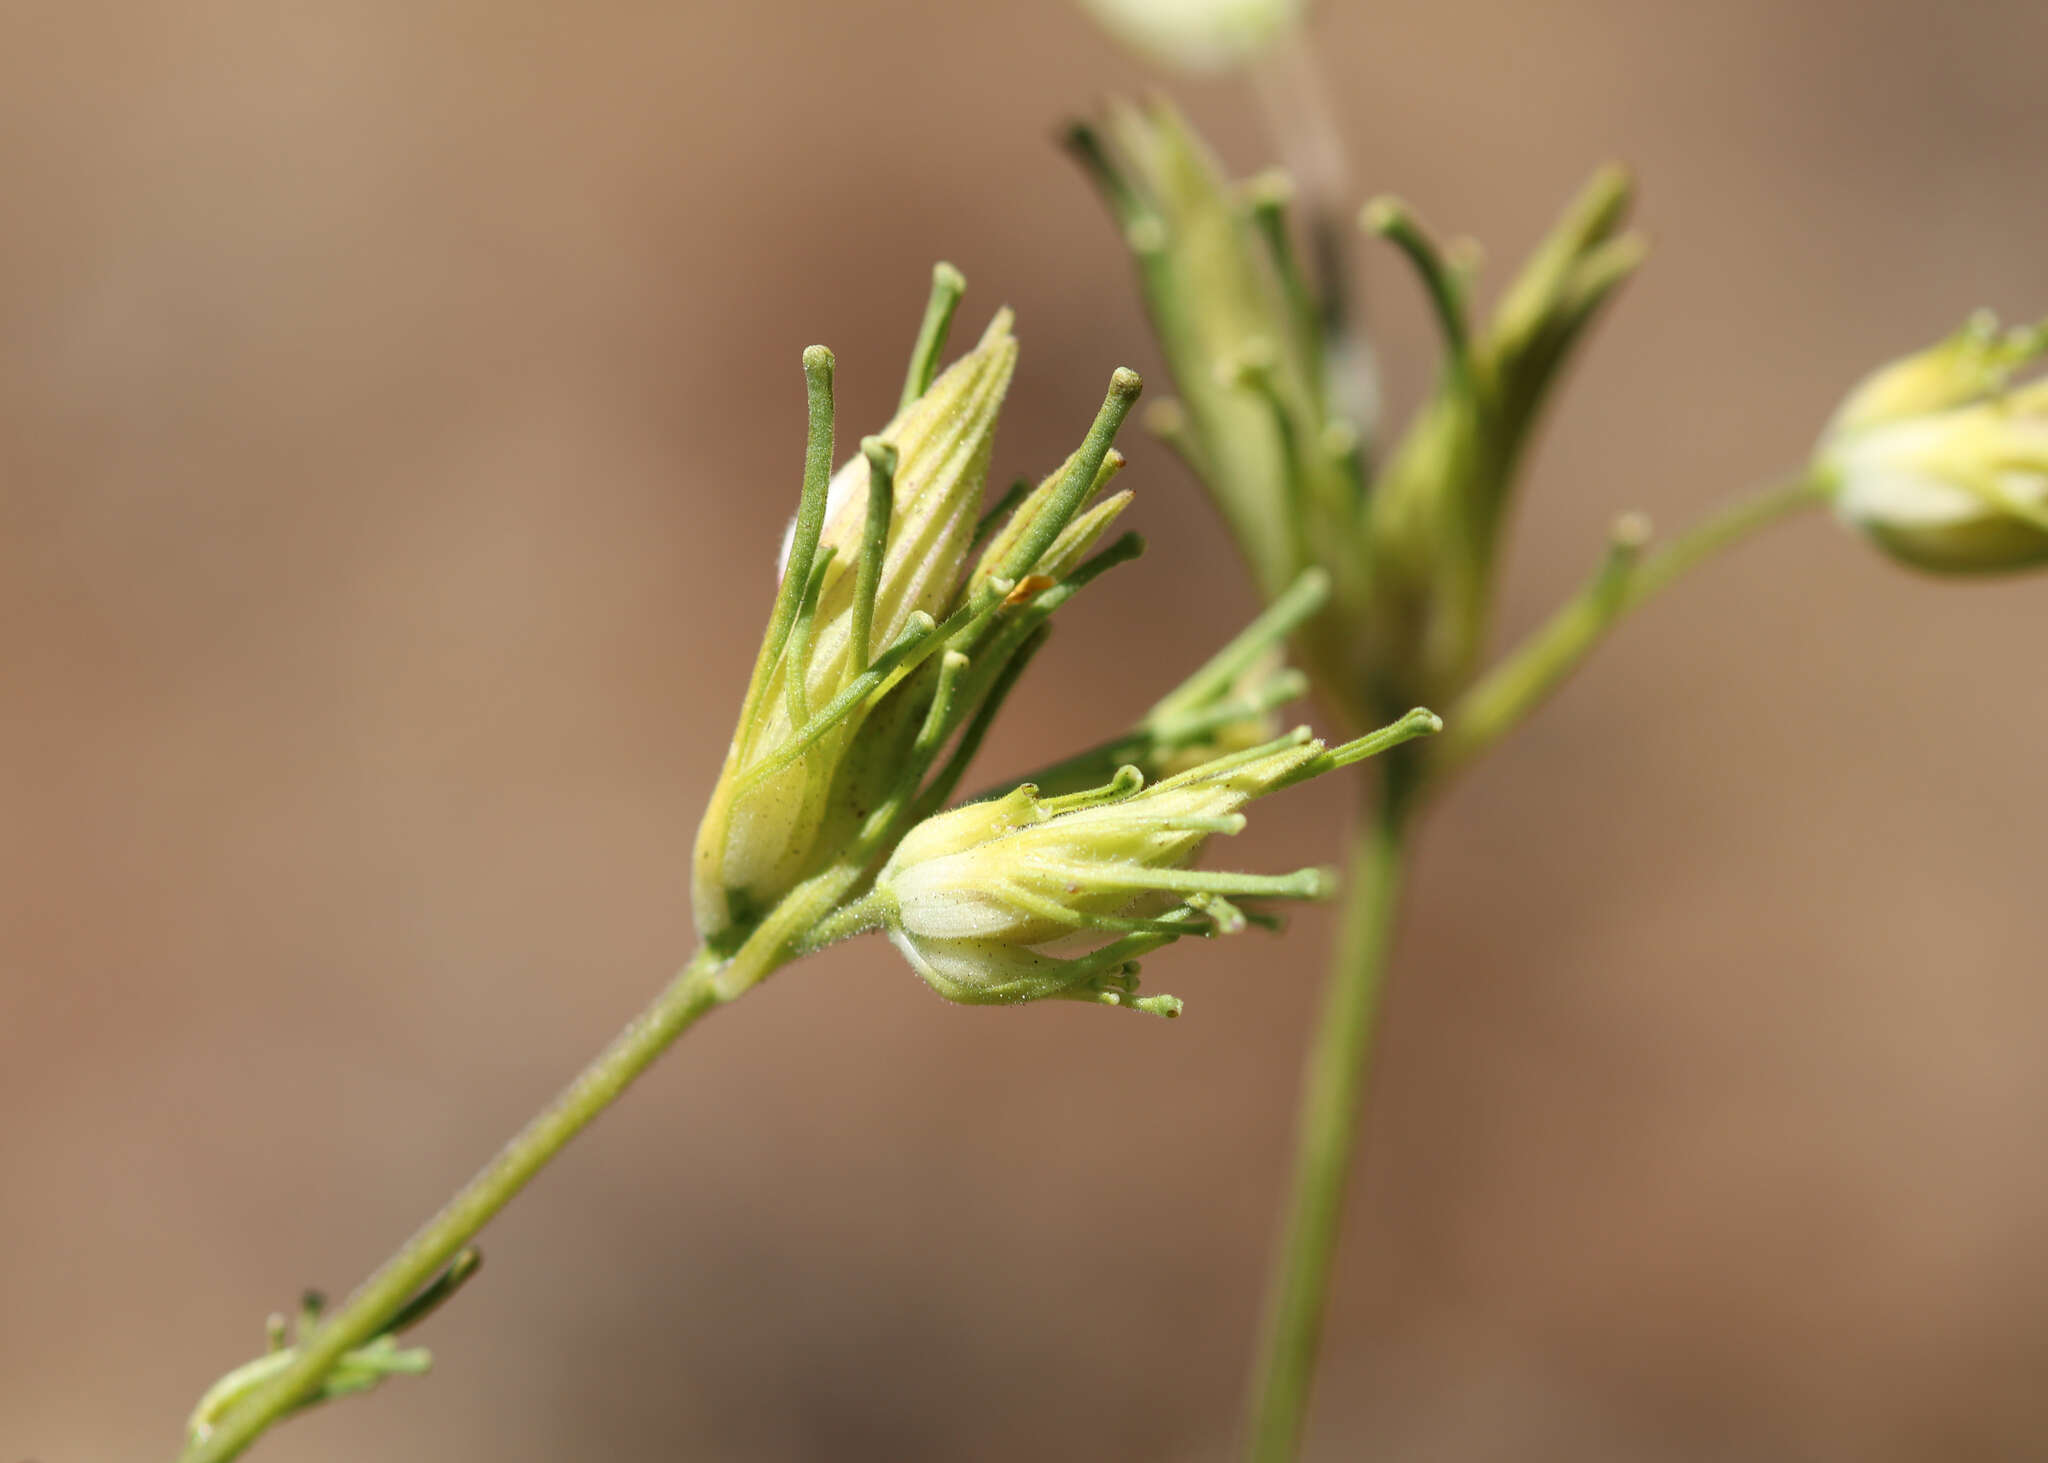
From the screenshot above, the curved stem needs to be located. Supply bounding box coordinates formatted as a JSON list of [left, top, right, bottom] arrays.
[[1434, 472, 1828, 774], [1614, 471, 1829, 612], [179, 875, 842, 1463], [1244, 763, 1416, 1463]]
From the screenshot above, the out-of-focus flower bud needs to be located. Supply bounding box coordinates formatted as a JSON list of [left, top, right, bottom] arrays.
[[1067, 100, 1335, 605], [1362, 170, 1646, 709], [1067, 100, 1384, 734], [872, 710, 1440, 1016], [1068, 97, 1645, 730], [1816, 313, 2048, 575], [1827, 312, 2048, 437], [1074, 0, 1309, 74]]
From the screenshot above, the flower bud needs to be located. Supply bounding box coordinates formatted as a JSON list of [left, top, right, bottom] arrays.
[[1827, 311, 2047, 437], [692, 317, 1016, 938], [873, 710, 1439, 1014], [1816, 313, 2048, 574], [969, 447, 1130, 595], [1363, 169, 1645, 707], [1074, 0, 1309, 74], [1067, 99, 1333, 606], [1070, 98, 1644, 725]]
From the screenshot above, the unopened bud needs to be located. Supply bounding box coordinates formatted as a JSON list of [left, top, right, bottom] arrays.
[[873, 711, 1438, 1014], [1828, 311, 2048, 437], [1817, 313, 2048, 574], [1073, 0, 1310, 74], [693, 313, 1016, 937]]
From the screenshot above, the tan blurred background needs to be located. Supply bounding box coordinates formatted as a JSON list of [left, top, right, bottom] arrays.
[[5, 1, 2048, 1458]]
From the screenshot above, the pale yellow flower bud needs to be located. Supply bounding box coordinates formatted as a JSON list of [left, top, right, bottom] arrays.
[[969, 446, 1130, 595], [1828, 311, 2048, 437], [874, 711, 1439, 1014], [1074, 0, 1309, 74], [693, 320, 1016, 937], [1817, 314, 2048, 574]]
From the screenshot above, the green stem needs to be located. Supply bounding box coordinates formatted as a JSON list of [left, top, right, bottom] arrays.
[[178, 882, 838, 1463], [1244, 763, 1415, 1463], [900, 262, 966, 411], [1435, 471, 1827, 774], [1614, 472, 1828, 613], [1248, 27, 1379, 440], [1239, 473, 1823, 1459]]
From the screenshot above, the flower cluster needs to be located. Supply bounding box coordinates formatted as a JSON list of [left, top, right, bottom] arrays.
[[690, 264, 1435, 1009], [1068, 100, 1646, 725], [691, 268, 1138, 944], [1066, 95, 2048, 780]]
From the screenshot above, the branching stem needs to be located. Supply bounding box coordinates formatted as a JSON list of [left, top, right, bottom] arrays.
[[1244, 764, 1415, 1463], [1435, 472, 1827, 774]]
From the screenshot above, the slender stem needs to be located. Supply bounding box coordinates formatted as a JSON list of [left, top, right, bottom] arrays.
[[900, 262, 966, 411], [1244, 765, 1415, 1463], [1360, 198, 1469, 364], [178, 879, 836, 1463], [1152, 568, 1331, 723], [1614, 472, 1828, 612], [849, 438, 898, 675], [1249, 28, 1379, 441], [910, 624, 1049, 823], [1239, 472, 1822, 1458], [1434, 472, 1827, 774], [749, 348, 837, 724], [994, 368, 1143, 586], [794, 890, 891, 955]]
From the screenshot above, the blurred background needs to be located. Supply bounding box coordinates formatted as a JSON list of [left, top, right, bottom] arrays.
[[5, 2, 2048, 1458]]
